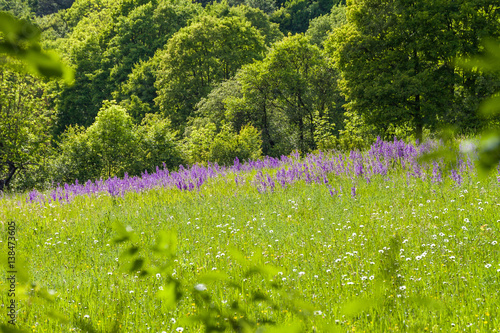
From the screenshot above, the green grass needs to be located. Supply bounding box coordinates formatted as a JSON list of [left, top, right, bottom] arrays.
[[1, 166, 500, 332]]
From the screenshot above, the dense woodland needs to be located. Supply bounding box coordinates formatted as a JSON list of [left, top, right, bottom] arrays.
[[0, 0, 499, 191]]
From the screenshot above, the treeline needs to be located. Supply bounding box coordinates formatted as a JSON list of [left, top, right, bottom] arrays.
[[0, 0, 499, 191]]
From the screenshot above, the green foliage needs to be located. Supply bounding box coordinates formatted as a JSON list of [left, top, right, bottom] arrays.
[[154, 15, 266, 129], [195, 77, 243, 130], [32, 0, 76, 16], [244, 0, 276, 14], [0, 67, 54, 191], [226, 34, 343, 155], [334, 110, 375, 151], [0, 11, 73, 82], [182, 122, 217, 164], [51, 124, 101, 184], [62, 0, 109, 29], [0, 0, 32, 19], [457, 40, 500, 175], [326, 0, 500, 141], [135, 113, 183, 174], [305, 3, 346, 47], [209, 124, 263, 165], [53, 104, 184, 183], [229, 4, 284, 46], [183, 123, 262, 165], [270, 0, 337, 34], [86, 102, 137, 178], [55, 0, 200, 132]]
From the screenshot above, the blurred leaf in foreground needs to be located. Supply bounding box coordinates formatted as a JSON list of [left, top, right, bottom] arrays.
[[0, 11, 73, 83]]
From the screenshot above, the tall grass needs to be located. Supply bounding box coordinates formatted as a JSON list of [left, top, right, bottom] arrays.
[[1, 139, 499, 332]]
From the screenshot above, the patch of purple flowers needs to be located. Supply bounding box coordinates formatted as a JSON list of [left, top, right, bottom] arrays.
[[25, 138, 477, 205]]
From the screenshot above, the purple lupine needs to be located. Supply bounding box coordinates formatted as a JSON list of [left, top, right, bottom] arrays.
[[450, 169, 462, 185], [431, 162, 442, 183]]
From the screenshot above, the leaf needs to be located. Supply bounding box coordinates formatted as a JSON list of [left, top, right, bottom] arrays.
[[0, 253, 30, 284], [228, 247, 246, 263], [0, 12, 74, 83], [476, 132, 500, 175], [341, 298, 380, 316], [0, 325, 28, 333], [157, 281, 182, 310], [112, 222, 136, 243], [152, 230, 177, 255], [456, 39, 500, 73], [121, 246, 139, 258], [406, 296, 444, 311], [47, 310, 69, 324], [479, 95, 500, 117], [128, 258, 144, 272], [198, 271, 230, 283]]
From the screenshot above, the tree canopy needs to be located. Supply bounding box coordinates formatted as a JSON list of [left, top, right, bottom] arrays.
[[154, 15, 266, 129]]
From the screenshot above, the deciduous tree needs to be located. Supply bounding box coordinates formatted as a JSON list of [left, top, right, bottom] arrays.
[[154, 15, 265, 129], [0, 67, 53, 191]]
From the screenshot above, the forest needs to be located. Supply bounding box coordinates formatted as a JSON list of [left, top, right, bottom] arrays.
[[1, 0, 499, 192]]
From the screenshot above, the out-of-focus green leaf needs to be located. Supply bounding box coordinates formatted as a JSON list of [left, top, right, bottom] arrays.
[[341, 298, 379, 316], [47, 310, 69, 323], [157, 281, 182, 310], [198, 271, 230, 283], [457, 39, 500, 72], [0, 11, 74, 83], [0, 325, 28, 333], [152, 230, 177, 255], [477, 132, 500, 176], [112, 222, 137, 243], [263, 321, 303, 333], [406, 297, 444, 311], [479, 94, 500, 117]]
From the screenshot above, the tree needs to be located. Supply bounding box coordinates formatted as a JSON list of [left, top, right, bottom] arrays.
[[0, 0, 32, 18], [229, 4, 283, 46], [154, 15, 265, 129], [55, 0, 200, 133], [86, 102, 136, 178], [53, 105, 184, 183], [183, 122, 262, 165], [225, 62, 278, 154], [135, 113, 183, 173], [0, 67, 53, 191], [270, 0, 338, 34], [306, 3, 346, 47], [30, 0, 76, 16], [326, 0, 500, 141], [194, 77, 243, 131]]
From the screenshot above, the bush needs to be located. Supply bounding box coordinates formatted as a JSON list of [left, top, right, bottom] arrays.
[[86, 102, 137, 178], [135, 114, 184, 174], [185, 123, 263, 165], [51, 104, 184, 184], [51, 125, 102, 184]]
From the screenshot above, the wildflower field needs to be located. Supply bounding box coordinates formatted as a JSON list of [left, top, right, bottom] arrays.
[[1, 138, 500, 332]]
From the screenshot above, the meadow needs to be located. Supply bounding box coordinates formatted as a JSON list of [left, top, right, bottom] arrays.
[[1, 138, 500, 332]]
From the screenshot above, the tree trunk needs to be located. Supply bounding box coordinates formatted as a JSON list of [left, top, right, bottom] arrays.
[[0, 161, 17, 192], [415, 94, 423, 143], [298, 116, 305, 152]]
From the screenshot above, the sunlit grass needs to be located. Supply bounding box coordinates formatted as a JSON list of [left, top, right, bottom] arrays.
[[1, 142, 500, 332]]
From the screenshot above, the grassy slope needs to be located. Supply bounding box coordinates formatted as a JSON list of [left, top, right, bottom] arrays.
[[1, 164, 500, 332]]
